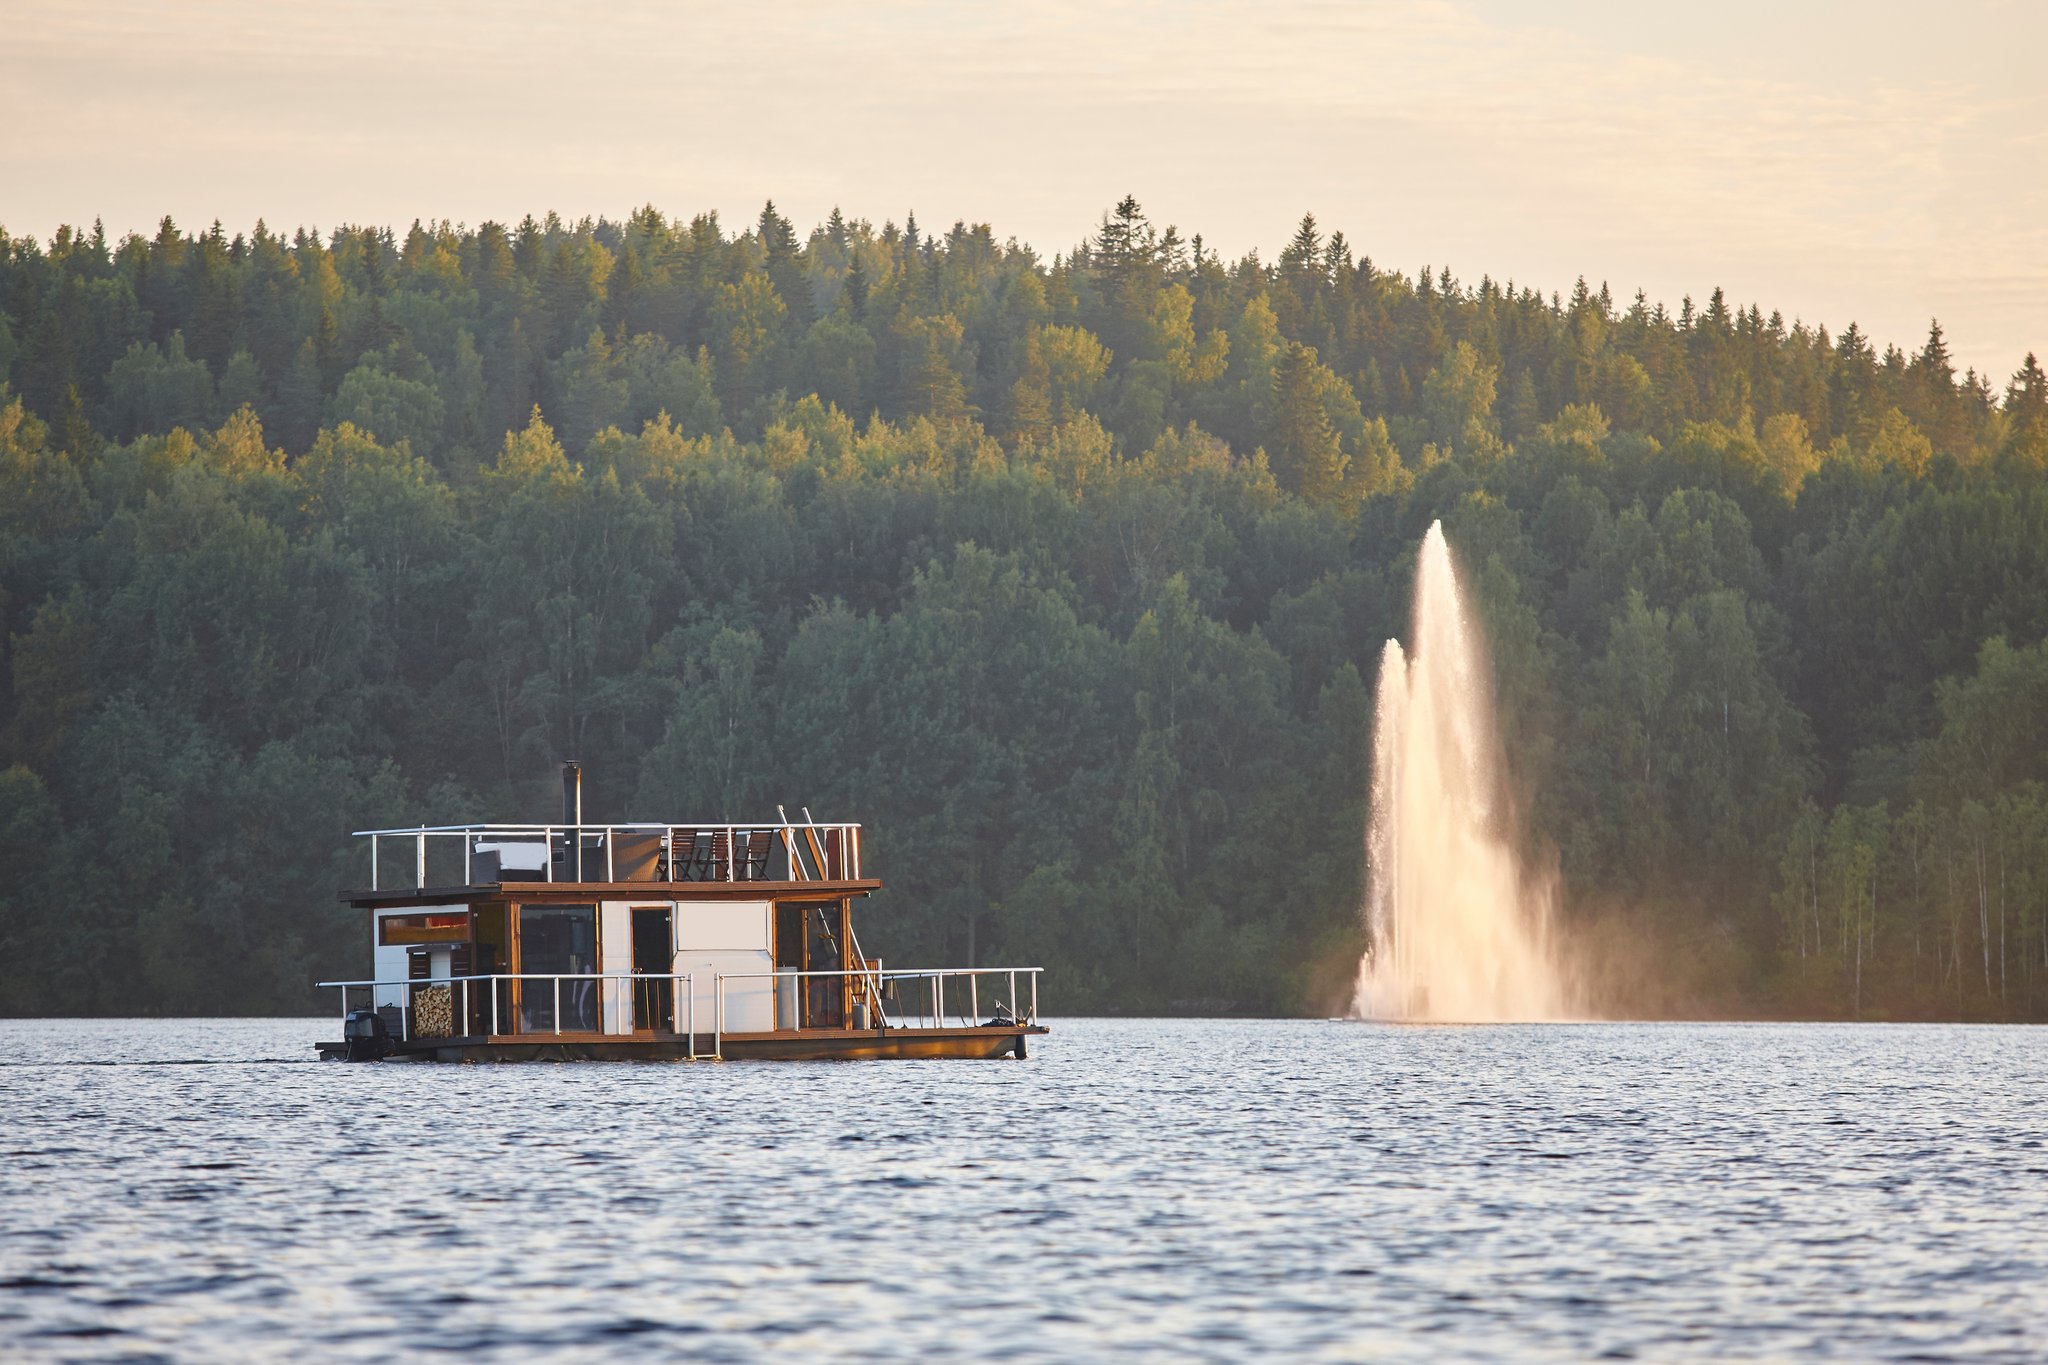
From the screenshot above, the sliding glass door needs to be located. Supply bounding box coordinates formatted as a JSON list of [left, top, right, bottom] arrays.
[[516, 903, 598, 1032]]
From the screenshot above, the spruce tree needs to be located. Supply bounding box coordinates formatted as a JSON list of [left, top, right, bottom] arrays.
[[1266, 342, 1347, 500]]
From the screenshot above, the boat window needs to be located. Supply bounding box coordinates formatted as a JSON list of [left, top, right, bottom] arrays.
[[380, 912, 470, 945], [775, 903, 805, 970], [803, 901, 845, 1029], [517, 903, 599, 1032]]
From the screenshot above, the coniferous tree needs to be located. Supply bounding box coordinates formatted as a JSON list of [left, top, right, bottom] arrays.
[[0, 200, 2041, 1018], [1267, 342, 1347, 500]]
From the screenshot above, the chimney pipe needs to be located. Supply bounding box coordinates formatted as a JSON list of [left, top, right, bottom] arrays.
[[561, 761, 583, 880]]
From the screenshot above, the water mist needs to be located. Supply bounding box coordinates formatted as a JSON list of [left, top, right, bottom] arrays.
[[1351, 522, 1569, 1022]]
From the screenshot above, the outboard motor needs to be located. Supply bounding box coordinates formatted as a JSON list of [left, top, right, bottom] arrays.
[[342, 1007, 393, 1062]]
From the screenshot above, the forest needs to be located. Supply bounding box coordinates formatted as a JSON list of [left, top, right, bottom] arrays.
[[0, 198, 2044, 1019]]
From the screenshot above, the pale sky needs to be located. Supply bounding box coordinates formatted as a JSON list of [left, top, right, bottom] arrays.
[[6, 0, 2043, 383]]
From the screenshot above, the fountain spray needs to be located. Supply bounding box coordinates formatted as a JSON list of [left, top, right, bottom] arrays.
[[1352, 521, 1570, 1021]]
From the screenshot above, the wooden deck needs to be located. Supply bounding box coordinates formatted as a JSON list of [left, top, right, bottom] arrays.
[[320, 1024, 1044, 1063]]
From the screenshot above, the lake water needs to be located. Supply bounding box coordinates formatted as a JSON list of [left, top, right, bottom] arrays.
[[1, 1019, 2043, 1360]]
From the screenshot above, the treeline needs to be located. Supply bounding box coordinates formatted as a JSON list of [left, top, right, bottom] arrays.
[[0, 199, 2044, 1018]]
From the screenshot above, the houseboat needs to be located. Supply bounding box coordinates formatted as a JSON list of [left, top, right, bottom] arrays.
[[316, 763, 1045, 1062]]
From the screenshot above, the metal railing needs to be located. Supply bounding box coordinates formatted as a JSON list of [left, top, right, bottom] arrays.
[[351, 820, 863, 890], [317, 964, 1041, 1061], [711, 966, 1041, 1057], [318, 971, 705, 1058]]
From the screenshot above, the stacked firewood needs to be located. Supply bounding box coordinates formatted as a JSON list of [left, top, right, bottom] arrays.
[[413, 984, 454, 1038]]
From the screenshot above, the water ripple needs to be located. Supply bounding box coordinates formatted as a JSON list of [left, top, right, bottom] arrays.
[[1, 1018, 2044, 1360]]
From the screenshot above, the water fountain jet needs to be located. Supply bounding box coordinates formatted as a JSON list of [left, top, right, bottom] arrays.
[[1351, 521, 1569, 1022]]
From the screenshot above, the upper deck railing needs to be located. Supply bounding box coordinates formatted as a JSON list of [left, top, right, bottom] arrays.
[[354, 818, 862, 891]]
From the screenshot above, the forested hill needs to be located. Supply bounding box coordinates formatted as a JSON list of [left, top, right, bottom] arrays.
[[1, 200, 2045, 1020]]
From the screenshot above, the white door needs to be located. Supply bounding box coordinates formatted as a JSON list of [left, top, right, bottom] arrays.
[[674, 901, 774, 1032]]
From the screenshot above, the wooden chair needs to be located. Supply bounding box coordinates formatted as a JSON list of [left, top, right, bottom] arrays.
[[668, 830, 698, 881], [696, 830, 731, 880], [741, 830, 773, 879]]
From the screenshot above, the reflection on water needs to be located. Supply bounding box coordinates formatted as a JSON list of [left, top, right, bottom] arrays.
[[1, 1018, 2043, 1359]]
